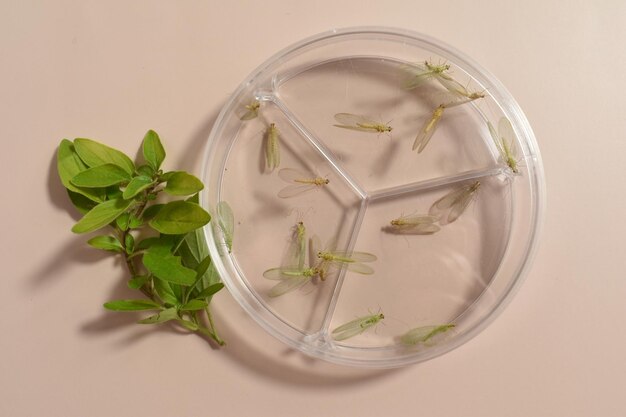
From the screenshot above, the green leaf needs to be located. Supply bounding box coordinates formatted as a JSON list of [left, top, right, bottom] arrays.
[[103, 299, 161, 311], [182, 254, 214, 304], [179, 226, 221, 299], [142, 130, 166, 170], [196, 283, 224, 299], [163, 172, 204, 196], [67, 190, 98, 214], [57, 139, 87, 186], [116, 212, 130, 231], [125, 233, 135, 254], [195, 255, 213, 280], [143, 250, 196, 285], [72, 198, 134, 234], [160, 171, 177, 182], [70, 163, 131, 188], [136, 237, 160, 251], [180, 299, 208, 311], [87, 235, 123, 252], [138, 307, 178, 324], [57, 139, 105, 203], [128, 213, 142, 229], [179, 227, 207, 267], [153, 278, 180, 306], [122, 175, 154, 200], [205, 263, 222, 289], [105, 185, 122, 200], [178, 239, 201, 270], [137, 235, 184, 257], [149, 201, 210, 235], [128, 275, 150, 290], [74, 138, 135, 175], [148, 234, 184, 253], [142, 204, 163, 221], [136, 164, 155, 177]]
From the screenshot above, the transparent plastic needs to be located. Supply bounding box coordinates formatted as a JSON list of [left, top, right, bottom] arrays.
[[201, 27, 545, 368]]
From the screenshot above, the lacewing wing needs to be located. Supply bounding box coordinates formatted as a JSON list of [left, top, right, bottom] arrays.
[[429, 181, 481, 224]]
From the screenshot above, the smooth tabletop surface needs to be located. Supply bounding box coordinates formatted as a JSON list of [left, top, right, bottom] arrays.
[[2, 1, 625, 416]]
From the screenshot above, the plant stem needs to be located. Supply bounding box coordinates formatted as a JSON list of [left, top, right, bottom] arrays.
[[205, 306, 224, 346], [119, 226, 154, 300]]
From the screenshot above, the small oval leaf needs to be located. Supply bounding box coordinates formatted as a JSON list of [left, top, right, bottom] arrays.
[[136, 164, 156, 177], [122, 175, 154, 200], [128, 214, 143, 229], [57, 139, 105, 203], [159, 171, 177, 182], [153, 278, 180, 305], [125, 233, 135, 254], [74, 138, 135, 174], [115, 212, 130, 231], [163, 172, 204, 196], [72, 198, 134, 234], [142, 130, 166, 170], [67, 190, 98, 214], [87, 235, 123, 252], [71, 163, 131, 188], [142, 250, 197, 285], [149, 201, 210, 235], [142, 203, 164, 221]]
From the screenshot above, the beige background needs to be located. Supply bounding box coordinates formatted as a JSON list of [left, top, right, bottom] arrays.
[[2, 1, 625, 416]]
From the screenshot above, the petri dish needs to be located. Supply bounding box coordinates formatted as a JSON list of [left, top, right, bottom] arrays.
[[201, 27, 545, 368]]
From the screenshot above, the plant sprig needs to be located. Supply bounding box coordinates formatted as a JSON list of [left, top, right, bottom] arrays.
[[57, 130, 224, 345]]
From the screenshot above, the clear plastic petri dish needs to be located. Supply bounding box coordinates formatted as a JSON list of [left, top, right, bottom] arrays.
[[201, 27, 545, 368]]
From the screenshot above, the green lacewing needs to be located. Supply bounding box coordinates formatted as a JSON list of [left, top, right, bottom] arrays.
[[332, 312, 385, 341], [389, 213, 440, 234], [277, 168, 329, 198], [333, 113, 392, 135], [240, 100, 260, 120], [488, 117, 520, 174], [265, 123, 280, 171], [311, 235, 377, 280], [400, 324, 455, 345]]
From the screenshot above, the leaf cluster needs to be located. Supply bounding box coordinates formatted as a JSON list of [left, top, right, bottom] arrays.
[[56, 130, 224, 345]]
